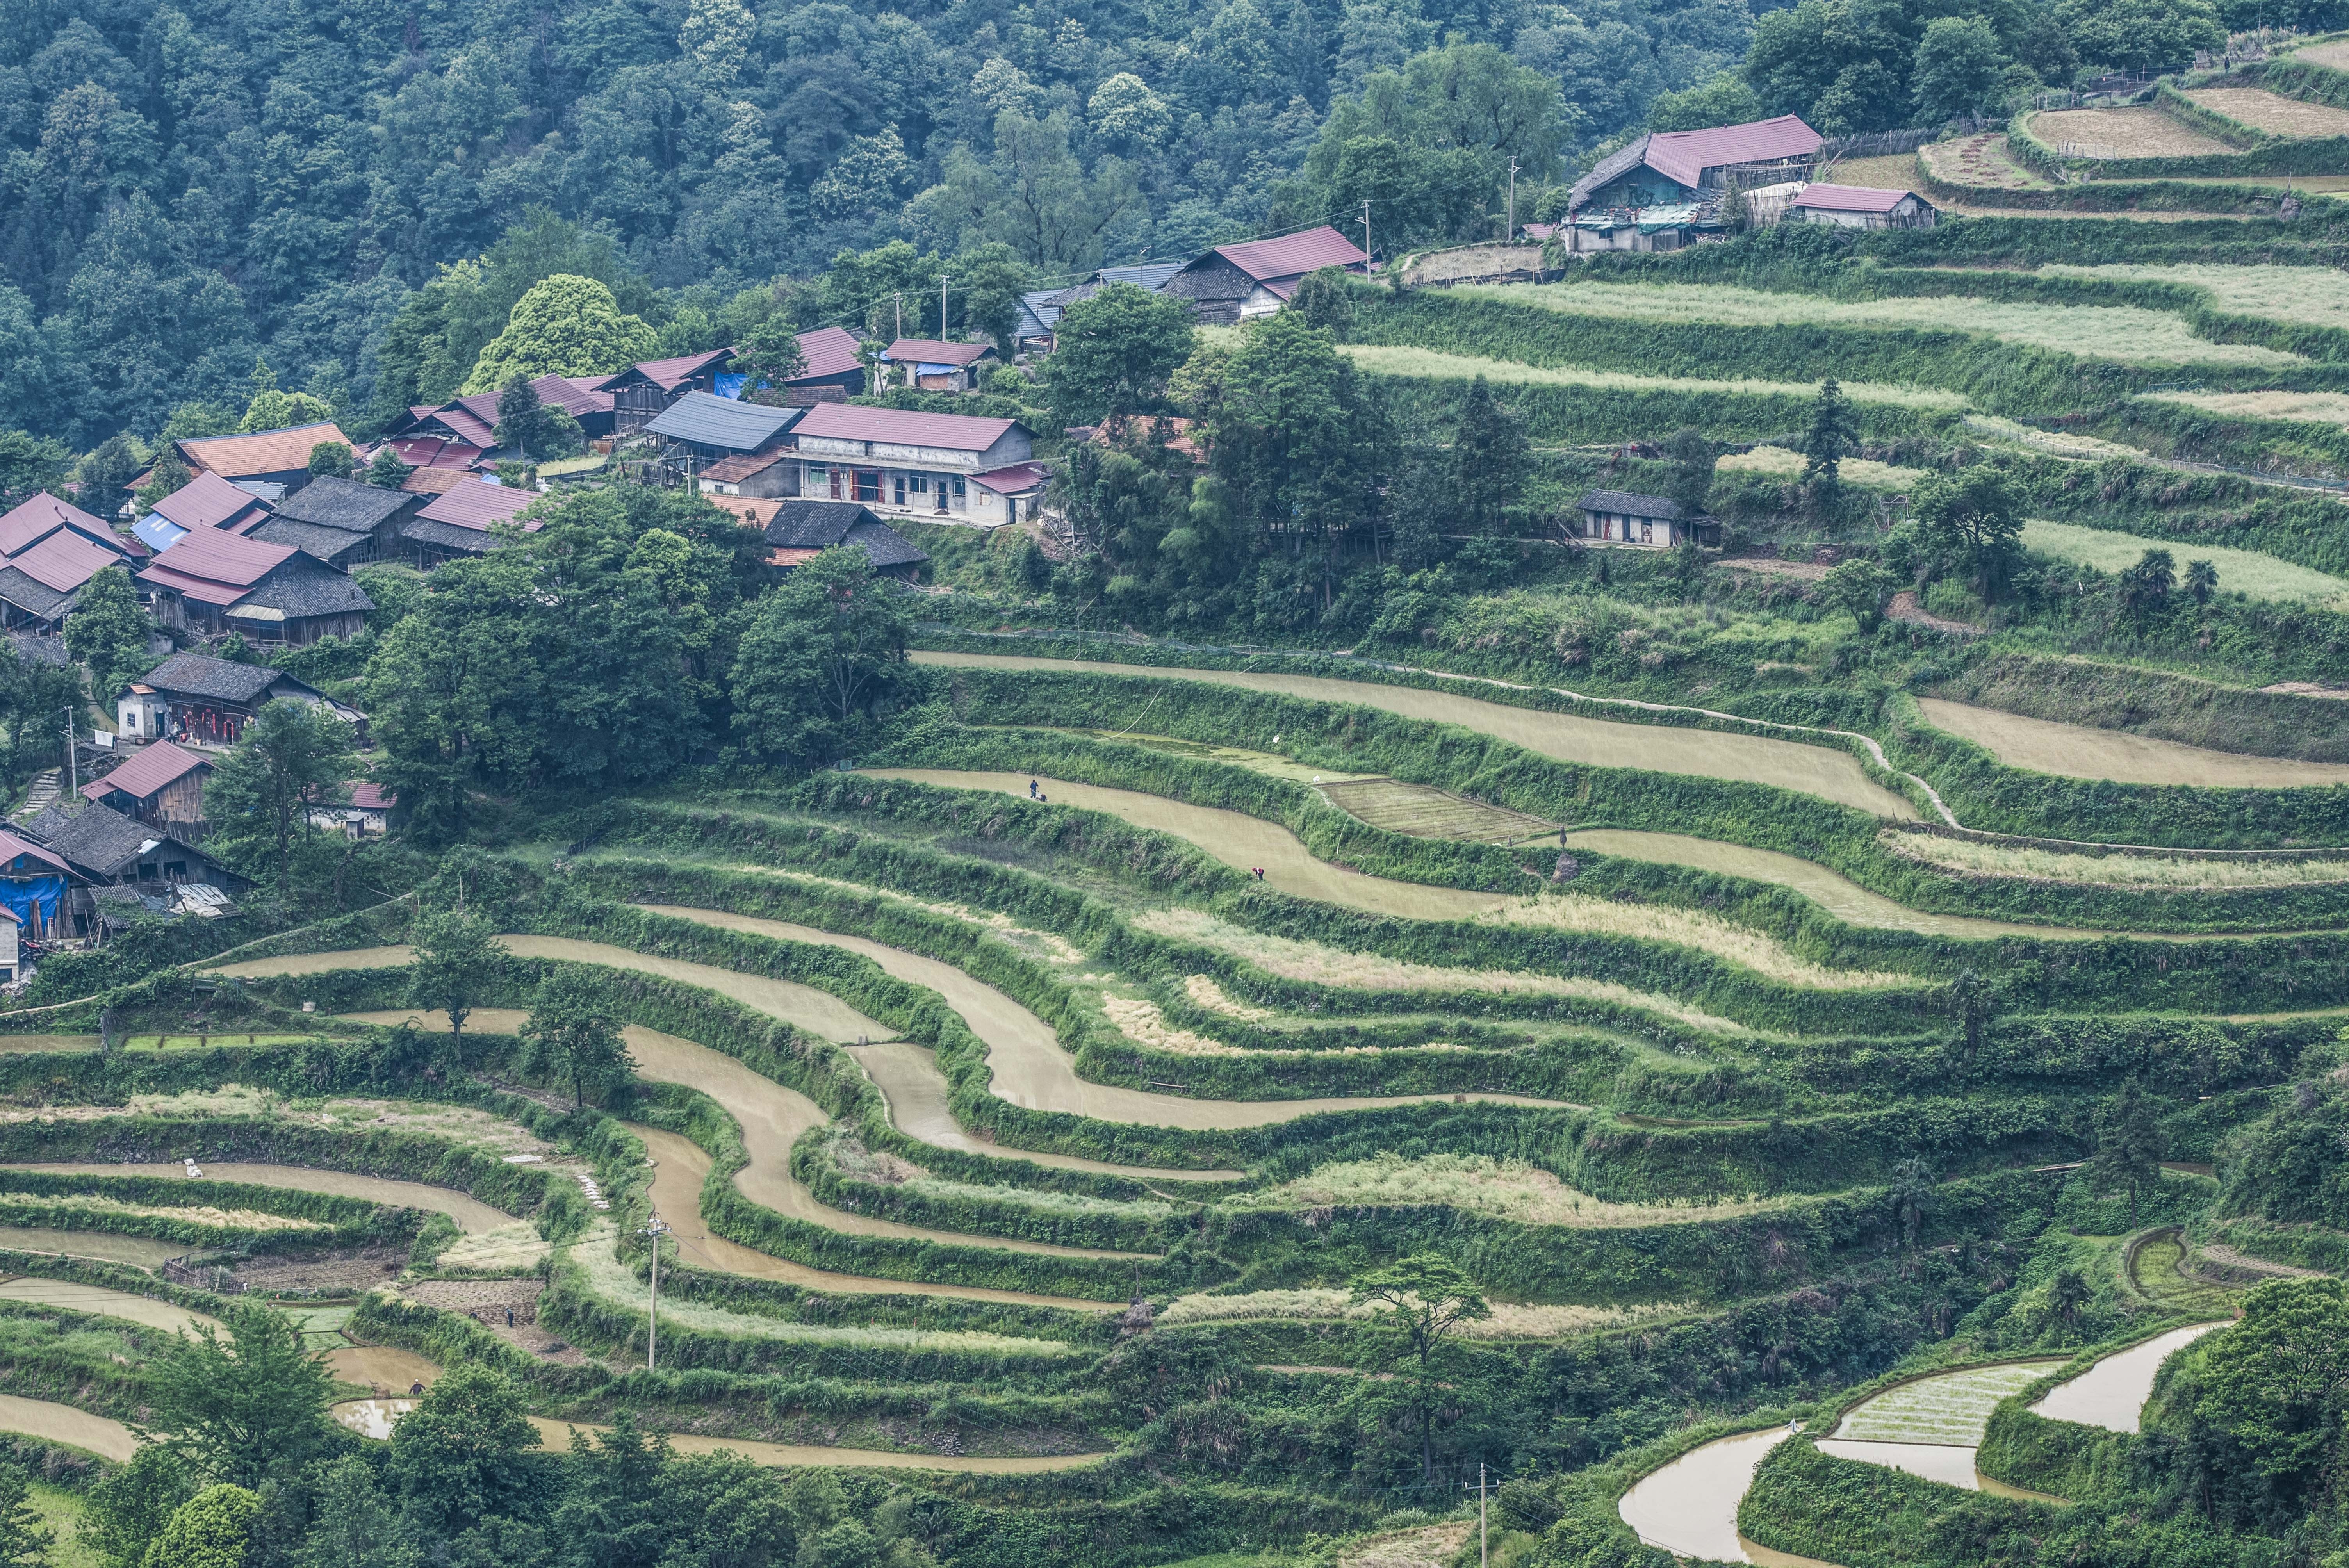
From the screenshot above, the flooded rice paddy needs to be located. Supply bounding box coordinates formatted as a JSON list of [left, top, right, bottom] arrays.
[[2030, 1322, 2226, 1432]]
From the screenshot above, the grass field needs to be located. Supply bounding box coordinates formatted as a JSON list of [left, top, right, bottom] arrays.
[[2041, 262, 2349, 330], [1317, 777, 1555, 843], [2142, 387, 2349, 426], [1833, 1362, 2062, 1444], [1157, 1288, 1680, 1338], [1916, 697, 2349, 786], [2019, 517, 2349, 607], [1821, 152, 1926, 192], [1335, 344, 1975, 410], [1882, 830, 2349, 888], [2028, 106, 2235, 158], [1238, 1152, 1780, 1225], [1472, 894, 1912, 990], [1466, 281, 2303, 367], [1715, 445, 1928, 490], [2183, 87, 2349, 137], [1921, 132, 2059, 190]]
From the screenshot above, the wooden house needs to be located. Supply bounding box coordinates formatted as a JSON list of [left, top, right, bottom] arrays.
[[709, 499, 930, 581], [137, 529, 371, 646], [135, 470, 271, 552], [1561, 116, 1821, 252], [713, 328, 868, 401], [0, 493, 145, 632], [698, 450, 796, 498], [118, 652, 363, 749], [787, 404, 1038, 525], [595, 349, 735, 436], [878, 339, 997, 392], [393, 375, 617, 454], [1024, 261, 1188, 350], [644, 391, 802, 464], [1160, 229, 1369, 325], [23, 804, 246, 910], [0, 828, 81, 941], [1576, 489, 1719, 548], [80, 739, 212, 837], [248, 476, 417, 568], [397, 479, 540, 568]]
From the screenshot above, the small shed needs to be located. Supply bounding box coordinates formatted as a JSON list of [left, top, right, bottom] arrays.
[[1790, 184, 1937, 230], [698, 450, 795, 499], [1576, 489, 1719, 549], [80, 740, 213, 837], [878, 339, 998, 392]]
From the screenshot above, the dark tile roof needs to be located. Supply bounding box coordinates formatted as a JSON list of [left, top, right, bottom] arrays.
[[230, 558, 374, 620], [140, 652, 290, 706], [22, 803, 176, 879], [595, 347, 734, 393], [245, 516, 375, 567], [1579, 489, 1686, 520], [760, 502, 929, 570], [644, 390, 800, 453], [0, 570, 74, 622], [399, 518, 503, 555], [6, 633, 67, 667], [266, 476, 411, 534]]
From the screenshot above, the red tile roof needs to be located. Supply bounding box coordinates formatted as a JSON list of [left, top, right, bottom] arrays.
[[138, 528, 297, 603], [1645, 116, 1821, 188], [597, 347, 734, 393], [700, 450, 791, 483], [531, 373, 615, 420], [148, 470, 266, 533], [433, 408, 499, 449], [392, 436, 485, 471], [793, 327, 864, 382], [11, 529, 132, 594], [789, 402, 1023, 454], [415, 481, 537, 529], [881, 339, 993, 366], [1212, 226, 1370, 282], [0, 494, 112, 558], [1792, 182, 1916, 213], [708, 496, 783, 529], [177, 422, 354, 479], [401, 467, 473, 496], [348, 781, 392, 811], [82, 740, 209, 804], [970, 461, 1051, 495], [0, 830, 72, 880]]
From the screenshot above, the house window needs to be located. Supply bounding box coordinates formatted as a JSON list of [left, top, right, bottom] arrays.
[[950, 476, 966, 508], [165, 862, 187, 881], [909, 474, 929, 494], [893, 474, 907, 506], [1639, 519, 1654, 544], [138, 864, 157, 881], [855, 470, 882, 502]]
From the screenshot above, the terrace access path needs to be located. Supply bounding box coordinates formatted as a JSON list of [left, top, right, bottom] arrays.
[[634, 904, 1584, 1129], [913, 650, 1930, 821]]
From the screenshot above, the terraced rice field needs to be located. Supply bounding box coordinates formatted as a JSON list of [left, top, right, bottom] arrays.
[[1714, 446, 1928, 491], [2028, 106, 2235, 158], [0, 1277, 216, 1333], [2019, 517, 2349, 607], [2182, 87, 2349, 137], [1833, 1361, 2062, 1444], [1, 1162, 517, 1233], [2141, 388, 2349, 426], [1335, 344, 1973, 411], [1233, 1152, 1780, 1226], [1618, 1428, 1801, 1563], [909, 652, 1918, 818], [0, 1227, 187, 1268], [1315, 777, 1555, 843], [1464, 280, 2302, 366], [1882, 830, 2349, 889], [2042, 262, 2349, 330], [2032, 1322, 2224, 1432], [1916, 697, 2349, 786]]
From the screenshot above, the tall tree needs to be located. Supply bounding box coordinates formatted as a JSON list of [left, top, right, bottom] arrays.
[[202, 700, 358, 894], [1046, 284, 1197, 427], [493, 377, 583, 461], [61, 564, 151, 704], [2088, 1080, 2165, 1228], [142, 1487, 260, 1568], [1801, 380, 1855, 486], [79, 1448, 192, 1568], [1352, 1254, 1491, 1482], [0, 1466, 52, 1568], [387, 1364, 540, 1533], [464, 275, 659, 393], [139, 1304, 336, 1487], [1914, 466, 2025, 602], [729, 548, 913, 766], [522, 970, 631, 1109], [1450, 377, 1528, 536], [405, 908, 506, 1066]]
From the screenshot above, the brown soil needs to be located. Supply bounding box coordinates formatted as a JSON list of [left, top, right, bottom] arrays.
[[2259, 682, 2349, 699], [1916, 697, 2349, 787], [1724, 558, 1833, 582], [1316, 777, 1555, 844], [0, 1276, 216, 1334], [911, 650, 1916, 818], [404, 1278, 587, 1363], [1340, 1522, 1475, 1568], [231, 1245, 410, 1293], [327, 1344, 443, 1395], [2032, 106, 2234, 157], [2184, 87, 2349, 138], [0, 1227, 183, 1269]]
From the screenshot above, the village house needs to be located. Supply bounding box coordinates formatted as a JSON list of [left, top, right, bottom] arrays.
[[0, 494, 145, 631], [166, 422, 355, 499], [23, 802, 246, 910], [596, 348, 734, 435], [644, 392, 802, 466], [248, 476, 418, 568], [711, 328, 868, 402], [80, 739, 212, 838], [393, 374, 618, 459], [786, 404, 1040, 525], [877, 339, 998, 391], [135, 529, 372, 645], [118, 652, 364, 748], [311, 781, 392, 839], [1563, 115, 1823, 251], [397, 478, 540, 568], [698, 450, 795, 499], [1576, 489, 1720, 549], [0, 827, 76, 943], [134, 470, 271, 552], [1032, 261, 1189, 350], [1160, 228, 1371, 325], [1789, 183, 1939, 229], [707, 498, 931, 581]]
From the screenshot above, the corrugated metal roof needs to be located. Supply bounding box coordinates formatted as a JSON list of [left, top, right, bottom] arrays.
[[597, 347, 734, 392], [645, 390, 801, 453], [10, 529, 127, 594], [1099, 261, 1188, 291], [790, 402, 1022, 453], [793, 327, 865, 382], [880, 339, 994, 366], [1210, 226, 1369, 282], [970, 461, 1050, 495], [0, 494, 111, 558], [1793, 182, 1920, 213], [699, 450, 790, 483], [148, 470, 267, 533], [1644, 115, 1821, 188], [84, 741, 208, 804], [139, 526, 297, 592], [177, 422, 353, 479], [415, 480, 537, 529]]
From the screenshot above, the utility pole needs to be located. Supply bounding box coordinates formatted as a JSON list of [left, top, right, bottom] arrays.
[[640, 1211, 669, 1370], [940, 274, 950, 339], [1361, 199, 1372, 262], [61, 706, 75, 801], [1463, 1463, 1490, 1568], [1506, 157, 1519, 241], [893, 292, 903, 340]]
